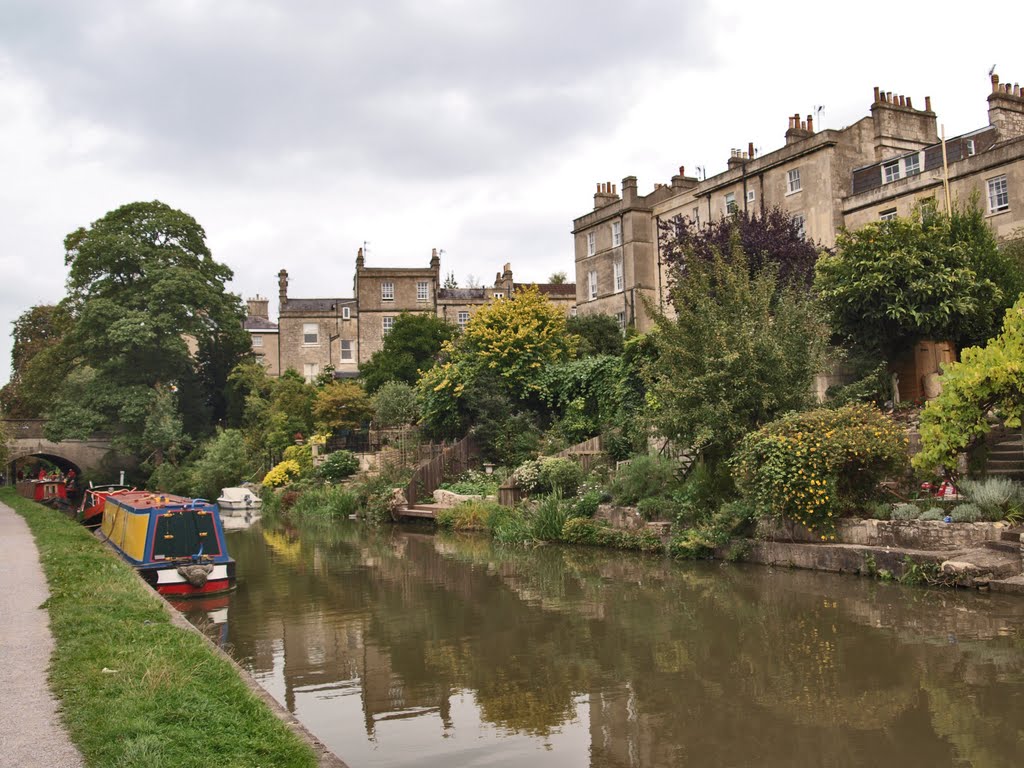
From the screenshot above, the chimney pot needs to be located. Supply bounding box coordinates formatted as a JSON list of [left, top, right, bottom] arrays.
[[612, 184, 617, 194], [874, 86, 881, 102], [807, 114, 814, 132], [1015, 84, 1021, 97], [748, 141, 755, 158], [679, 165, 685, 176], [886, 91, 893, 103], [906, 96, 913, 108], [992, 73, 1000, 91], [900, 94, 907, 107], [925, 95, 932, 111]]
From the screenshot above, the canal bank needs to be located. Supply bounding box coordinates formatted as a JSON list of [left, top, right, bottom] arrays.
[[0, 489, 341, 768]]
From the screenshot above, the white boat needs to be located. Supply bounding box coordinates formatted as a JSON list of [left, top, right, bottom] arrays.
[[217, 486, 262, 517]]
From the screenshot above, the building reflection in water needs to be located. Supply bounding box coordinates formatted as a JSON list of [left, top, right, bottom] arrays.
[[177, 521, 1024, 768]]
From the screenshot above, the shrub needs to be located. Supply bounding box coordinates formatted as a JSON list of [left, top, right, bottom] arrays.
[[672, 461, 735, 522], [282, 443, 313, 476], [511, 459, 542, 494], [919, 507, 946, 521], [950, 503, 982, 523], [489, 506, 533, 546], [568, 490, 602, 519], [610, 454, 680, 505], [187, 428, 251, 500], [440, 469, 501, 497], [891, 502, 921, 521], [262, 459, 302, 488], [560, 518, 662, 552], [316, 450, 360, 482], [538, 457, 584, 497], [372, 380, 420, 427], [667, 500, 754, 560], [864, 501, 892, 520], [436, 500, 502, 531], [637, 496, 679, 521], [531, 495, 570, 541], [732, 404, 908, 537], [959, 477, 1023, 519], [290, 486, 359, 519]]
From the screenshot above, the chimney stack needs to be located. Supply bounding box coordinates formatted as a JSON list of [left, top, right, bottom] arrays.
[[278, 269, 289, 310], [593, 181, 620, 210], [247, 295, 269, 320], [988, 72, 1024, 139], [806, 114, 813, 133]]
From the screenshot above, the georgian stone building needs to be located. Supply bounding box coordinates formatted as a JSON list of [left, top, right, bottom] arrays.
[[573, 76, 1024, 331], [246, 250, 576, 380]]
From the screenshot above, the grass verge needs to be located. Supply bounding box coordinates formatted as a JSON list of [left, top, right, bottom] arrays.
[[1, 488, 317, 768]]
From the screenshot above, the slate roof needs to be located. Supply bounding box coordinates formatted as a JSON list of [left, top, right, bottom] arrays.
[[243, 316, 278, 331], [437, 288, 487, 300], [282, 298, 356, 313], [517, 282, 576, 297]]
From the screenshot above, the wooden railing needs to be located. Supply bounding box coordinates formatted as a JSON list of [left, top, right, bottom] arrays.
[[405, 434, 479, 506]]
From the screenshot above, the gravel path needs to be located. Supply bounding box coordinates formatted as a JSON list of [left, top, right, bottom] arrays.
[[0, 499, 84, 768]]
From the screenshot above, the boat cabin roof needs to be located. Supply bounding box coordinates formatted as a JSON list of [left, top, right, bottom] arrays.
[[108, 491, 215, 512]]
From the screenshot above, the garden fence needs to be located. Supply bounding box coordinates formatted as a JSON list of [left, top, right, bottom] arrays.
[[405, 434, 479, 505]]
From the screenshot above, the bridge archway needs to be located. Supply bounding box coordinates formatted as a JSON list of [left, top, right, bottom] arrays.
[[7, 451, 83, 482]]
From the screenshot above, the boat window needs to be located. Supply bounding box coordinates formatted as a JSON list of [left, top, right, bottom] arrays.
[[153, 511, 221, 559]]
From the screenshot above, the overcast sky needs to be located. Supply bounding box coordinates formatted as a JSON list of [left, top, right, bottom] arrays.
[[2, 0, 1023, 387]]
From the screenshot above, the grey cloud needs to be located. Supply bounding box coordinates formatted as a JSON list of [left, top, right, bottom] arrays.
[[0, 0, 714, 180]]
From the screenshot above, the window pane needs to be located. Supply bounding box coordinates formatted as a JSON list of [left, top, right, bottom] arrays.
[[788, 169, 801, 193], [303, 323, 318, 344], [341, 340, 352, 360], [417, 281, 428, 301], [382, 282, 394, 300], [988, 176, 1009, 212], [883, 161, 900, 183]]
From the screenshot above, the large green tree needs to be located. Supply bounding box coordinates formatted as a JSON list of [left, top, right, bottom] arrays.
[[647, 245, 828, 464], [358, 312, 456, 393], [815, 206, 1020, 356], [45, 201, 250, 451], [0, 304, 73, 417]]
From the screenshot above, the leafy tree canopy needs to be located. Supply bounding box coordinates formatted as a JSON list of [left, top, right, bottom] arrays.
[[359, 312, 456, 393], [372, 380, 420, 428], [566, 314, 624, 357], [661, 207, 821, 289], [647, 245, 828, 463], [0, 304, 73, 417], [313, 380, 374, 434], [548, 271, 568, 285], [815, 205, 1019, 356], [45, 201, 250, 450]]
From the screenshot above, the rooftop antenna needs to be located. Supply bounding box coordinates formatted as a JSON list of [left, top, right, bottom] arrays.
[[814, 105, 825, 131], [989, 64, 997, 78], [362, 240, 370, 259], [695, 165, 706, 181]]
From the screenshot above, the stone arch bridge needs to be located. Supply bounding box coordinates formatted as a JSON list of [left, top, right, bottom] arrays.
[[3, 419, 133, 481]]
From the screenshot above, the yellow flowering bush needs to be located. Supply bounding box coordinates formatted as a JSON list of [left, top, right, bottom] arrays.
[[732, 405, 908, 536], [262, 459, 301, 488]]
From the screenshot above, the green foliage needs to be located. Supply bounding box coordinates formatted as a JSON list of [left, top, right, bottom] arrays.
[[359, 313, 457, 393], [891, 503, 921, 521], [435, 500, 503, 531], [560, 517, 663, 552], [187, 428, 250, 500], [316, 450, 360, 482], [312, 380, 374, 434], [733, 405, 908, 536], [282, 443, 313, 476], [0, 418, 9, 469], [649, 246, 828, 462], [0, 304, 73, 417], [439, 470, 501, 497], [913, 299, 1024, 473], [825, 353, 891, 408], [815, 206, 1016, 356], [371, 380, 420, 427], [958, 477, 1023, 520], [289, 486, 359, 519], [538, 458, 584, 497], [568, 489, 602, 519], [919, 507, 946, 521], [565, 314, 624, 357], [637, 496, 680, 521], [531, 495, 571, 541], [950, 503, 982, 522], [539, 355, 622, 442], [489, 506, 534, 546], [610, 454, 680, 505], [47, 201, 250, 450], [667, 501, 753, 559], [672, 461, 737, 523]]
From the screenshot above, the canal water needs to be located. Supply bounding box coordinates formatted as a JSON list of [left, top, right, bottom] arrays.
[[179, 519, 1024, 767]]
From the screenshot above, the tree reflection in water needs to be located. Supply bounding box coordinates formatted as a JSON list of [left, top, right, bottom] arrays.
[[200, 519, 1024, 768]]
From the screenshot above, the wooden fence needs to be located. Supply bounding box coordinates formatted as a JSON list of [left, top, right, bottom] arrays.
[[405, 434, 479, 506], [555, 434, 605, 473]]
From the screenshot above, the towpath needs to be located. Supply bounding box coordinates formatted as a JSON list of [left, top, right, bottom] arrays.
[[0, 499, 84, 768]]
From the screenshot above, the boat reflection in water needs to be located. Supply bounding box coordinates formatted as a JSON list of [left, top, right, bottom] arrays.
[[189, 520, 1024, 768], [167, 594, 231, 648]]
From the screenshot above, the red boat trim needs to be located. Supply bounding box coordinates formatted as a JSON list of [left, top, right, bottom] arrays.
[[156, 578, 234, 596]]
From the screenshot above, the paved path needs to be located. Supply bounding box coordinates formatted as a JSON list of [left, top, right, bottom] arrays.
[[0, 500, 84, 768]]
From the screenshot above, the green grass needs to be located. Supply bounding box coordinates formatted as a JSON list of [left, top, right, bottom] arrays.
[[1, 489, 317, 768]]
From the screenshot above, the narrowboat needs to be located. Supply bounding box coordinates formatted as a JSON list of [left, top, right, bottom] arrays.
[[97, 491, 236, 597], [17, 478, 68, 505], [78, 484, 135, 529]]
